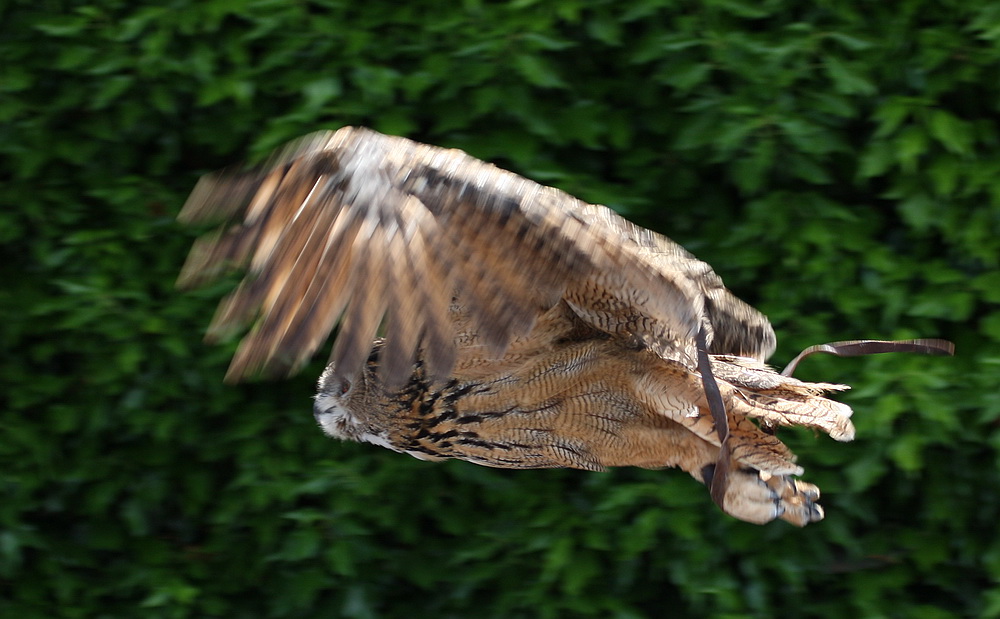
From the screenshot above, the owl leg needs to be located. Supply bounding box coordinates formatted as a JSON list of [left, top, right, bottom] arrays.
[[699, 463, 823, 526], [692, 328, 823, 526]]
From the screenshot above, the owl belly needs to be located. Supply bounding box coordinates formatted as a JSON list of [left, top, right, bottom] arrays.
[[381, 339, 715, 472]]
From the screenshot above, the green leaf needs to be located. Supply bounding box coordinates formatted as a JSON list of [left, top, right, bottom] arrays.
[[927, 156, 961, 196], [34, 16, 91, 36], [513, 54, 567, 88], [824, 56, 877, 95], [970, 4, 1000, 40], [664, 62, 712, 91], [896, 193, 937, 231], [302, 77, 342, 109], [731, 138, 775, 193], [857, 141, 895, 179], [824, 31, 875, 51], [888, 433, 925, 472], [872, 98, 917, 137], [708, 0, 772, 19], [979, 313, 1000, 342], [587, 14, 622, 45], [907, 291, 974, 320], [520, 33, 576, 51], [90, 75, 133, 109], [790, 154, 833, 184], [895, 126, 929, 172], [973, 272, 1000, 304], [927, 110, 973, 155]]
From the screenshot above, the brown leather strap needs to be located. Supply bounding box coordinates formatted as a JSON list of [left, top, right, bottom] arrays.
[[781, 338, 954, 377], [696, 327, 732, 510], [699, 334, 952, 513]]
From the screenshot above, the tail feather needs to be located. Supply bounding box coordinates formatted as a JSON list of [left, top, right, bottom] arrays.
[[714, 356, 856, 441]]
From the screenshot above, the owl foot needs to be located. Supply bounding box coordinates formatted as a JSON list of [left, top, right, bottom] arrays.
[[703, 464, 824, 526]]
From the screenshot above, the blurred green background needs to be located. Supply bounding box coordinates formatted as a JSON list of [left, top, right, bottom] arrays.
[[3, 0, 999, 617]]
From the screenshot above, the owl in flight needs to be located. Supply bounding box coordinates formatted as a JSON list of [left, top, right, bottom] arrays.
[[179, 127, 952, 526]]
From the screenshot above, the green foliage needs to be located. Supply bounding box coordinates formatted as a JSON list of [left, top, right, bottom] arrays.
[[3, 0, 999, 616]]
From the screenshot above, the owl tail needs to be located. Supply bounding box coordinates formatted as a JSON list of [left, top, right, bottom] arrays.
[[682, 353, 852, 481]]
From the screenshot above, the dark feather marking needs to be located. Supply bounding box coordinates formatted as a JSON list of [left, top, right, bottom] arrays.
[[456, 437, 502, 449], [441, 382, 475, 406]]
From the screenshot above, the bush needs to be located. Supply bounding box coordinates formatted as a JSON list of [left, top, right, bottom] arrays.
[[3, 0, 998, 616]]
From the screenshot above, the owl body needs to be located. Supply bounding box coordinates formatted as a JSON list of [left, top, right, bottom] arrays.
[[314, 301, 842, 526]]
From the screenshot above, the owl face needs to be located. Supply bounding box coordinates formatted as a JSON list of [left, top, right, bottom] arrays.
[[314, 364, 399, 453], [314, 365, 358, 440]]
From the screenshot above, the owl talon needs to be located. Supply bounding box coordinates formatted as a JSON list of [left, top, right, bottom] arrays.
[[719, 468, 825, 526]]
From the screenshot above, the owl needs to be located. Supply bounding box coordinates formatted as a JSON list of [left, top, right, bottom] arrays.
[[179, 127, 952, 525]]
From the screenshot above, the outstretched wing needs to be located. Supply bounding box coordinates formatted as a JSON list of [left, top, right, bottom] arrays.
[[178, 127, 772, 383]]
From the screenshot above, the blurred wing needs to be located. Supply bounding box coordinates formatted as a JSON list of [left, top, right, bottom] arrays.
[[179, 127, 718, 383], [641, 232, 775, 361], [569, 204, 776, 361]]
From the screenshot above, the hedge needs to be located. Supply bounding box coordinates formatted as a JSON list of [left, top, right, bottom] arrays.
[[3, 0, 999, 616]]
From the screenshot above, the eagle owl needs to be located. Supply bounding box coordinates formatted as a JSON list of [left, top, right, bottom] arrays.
[[179, 127, 952, 526]]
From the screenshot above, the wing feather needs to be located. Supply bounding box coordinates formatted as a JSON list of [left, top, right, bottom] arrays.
[[179, 126, 772, 382], [574, 205, 775, 360]]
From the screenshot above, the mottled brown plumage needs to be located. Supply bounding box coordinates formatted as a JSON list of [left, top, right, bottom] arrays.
[[313, 301, 846, 525], [179, 127, 949, 526]]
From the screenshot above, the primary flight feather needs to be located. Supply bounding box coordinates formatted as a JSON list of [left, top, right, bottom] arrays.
[[179, 127, 952, 526]]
